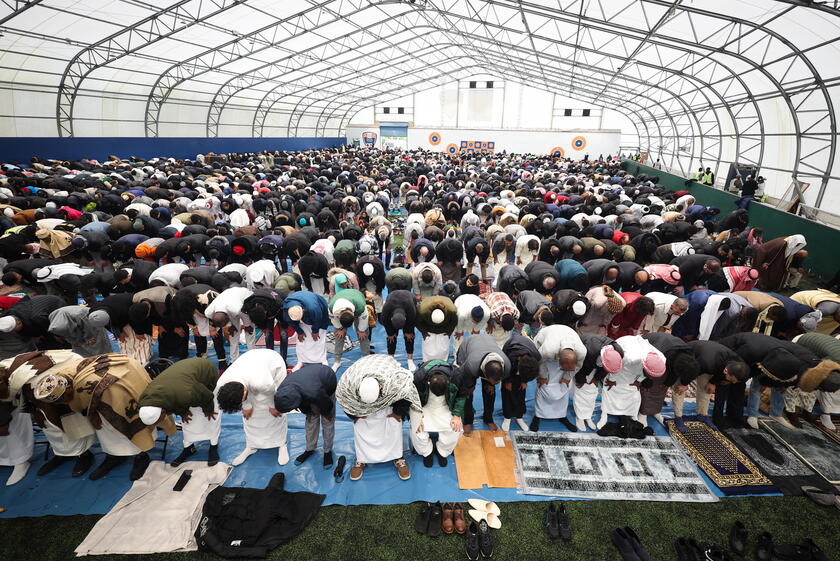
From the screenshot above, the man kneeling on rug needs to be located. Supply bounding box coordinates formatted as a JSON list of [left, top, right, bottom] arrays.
[[411, 360, 467, 468], [336, 355, 421, 482], [34, 353, 176, 481]]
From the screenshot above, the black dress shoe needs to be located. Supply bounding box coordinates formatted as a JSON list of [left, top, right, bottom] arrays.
[[129, 452, 150, 481], [728, 520, 747, 556], [611, 528, 642, 561], [477, 519, 493, 558], [171, 444, 196, 467], [674, 538, 692, 561], [37, 454, 72, 476], [415, 502, 431, 534], [544, 503, 560, 539], [207, 444, 219, 467], [623, 526, 652, 561], [89, 454, 127, 480], [427, 501, 443, 537], [294, 450, 314, 466], [323, 451, 333, 468], [423, 453, 434, 468], [755, 532, 773, 561], [72, 451, 94, 477], [466, 522, 481, 561], [774, 539, 829, 561], [435, 446, 448, 467], [557, 502, 572, 541]]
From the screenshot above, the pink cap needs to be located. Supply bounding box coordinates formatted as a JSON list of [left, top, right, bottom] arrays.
[[600, 346, 623, 373], [643, 351, 666, 378], [748, 268, 759, 279]]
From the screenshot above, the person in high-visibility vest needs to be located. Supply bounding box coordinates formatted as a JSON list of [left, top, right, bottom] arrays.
[[693, 168, 703, 181], [702, 167, 715, 186]]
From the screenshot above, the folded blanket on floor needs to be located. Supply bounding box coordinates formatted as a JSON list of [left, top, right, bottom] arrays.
[[75, 461, 231, 556]]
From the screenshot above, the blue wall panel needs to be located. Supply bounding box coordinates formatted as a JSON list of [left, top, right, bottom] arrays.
[[0, 137, 346, 164]]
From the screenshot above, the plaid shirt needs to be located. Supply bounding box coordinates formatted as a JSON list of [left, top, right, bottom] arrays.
[[484, 291, 520, 321]]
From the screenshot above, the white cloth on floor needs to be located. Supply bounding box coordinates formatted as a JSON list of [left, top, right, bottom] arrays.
[[97, 416, 143, 457], [422, 332, 450, 362], [43, 416, 95, 457], [181, 403, 222, 447], [75, 461, 231, 556], [354, 407, 404, 464], [0, 409, 33, 466], [295, 323, 328, 366]]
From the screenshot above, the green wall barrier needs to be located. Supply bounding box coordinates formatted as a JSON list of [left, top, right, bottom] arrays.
[[621, 160, 839, 282]]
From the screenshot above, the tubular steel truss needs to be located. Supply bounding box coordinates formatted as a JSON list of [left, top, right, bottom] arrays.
[[0, 0, 837, 206]]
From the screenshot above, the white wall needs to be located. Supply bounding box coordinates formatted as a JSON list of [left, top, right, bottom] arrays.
[[346, 125, 621, 157]]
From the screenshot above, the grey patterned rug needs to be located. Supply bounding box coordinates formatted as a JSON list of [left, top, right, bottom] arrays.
[[759, 420, 840, 484], [723, 426, 835, 495], [511, 432, 718, 502]]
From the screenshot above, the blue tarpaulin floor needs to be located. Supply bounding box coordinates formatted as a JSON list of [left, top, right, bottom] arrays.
[[0, 321, 778, 519]]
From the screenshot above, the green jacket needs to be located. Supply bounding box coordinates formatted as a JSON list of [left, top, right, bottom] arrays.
[[414, 360, 467, 418], [138, 358, 217, 417], [328, 288, 366, 316], [797, 333, 840, 362]]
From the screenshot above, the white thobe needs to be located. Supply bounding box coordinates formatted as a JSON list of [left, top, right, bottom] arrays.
[[180, 397, 222, 447], [422, 332, 451, 362], [43, 415, 96, 457], [354, 407, 404, 464], [600, 336, 650, 416], [410, 393, 461, 458], [573, 374, 600, 422], [535, 362, 575, 419], [216, 349, 287, 451], [294, 323, 328, 367], [0, 409, 33, 466]]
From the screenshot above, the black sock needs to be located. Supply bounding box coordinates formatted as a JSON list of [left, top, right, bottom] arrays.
[[208, 445, 219, 466], [295, 450, 314, 465], [323, 451, 333, 467], [559, 417, 578, 432]]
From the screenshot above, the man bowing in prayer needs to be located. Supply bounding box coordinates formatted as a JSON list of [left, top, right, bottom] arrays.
[[531, 325, 587, 432], [138, 358, 221, 467], [336, 354, 421, 482], [215, 349, 289, 466]]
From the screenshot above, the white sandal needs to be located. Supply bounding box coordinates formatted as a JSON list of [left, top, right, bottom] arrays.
[[468, 509, 502, 529], [467, 498, 501, 516]]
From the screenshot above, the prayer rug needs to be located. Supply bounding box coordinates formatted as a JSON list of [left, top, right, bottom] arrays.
[[510, 431, 717, 502], [810, 420, 840, 447], [453, 431, 517, 490], [665, 418, 777, 496], [723, 426, 834, 496], [759, 419, 840, 484]]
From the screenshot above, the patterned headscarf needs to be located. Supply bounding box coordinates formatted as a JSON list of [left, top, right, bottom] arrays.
[[335, 354, 421, 417]]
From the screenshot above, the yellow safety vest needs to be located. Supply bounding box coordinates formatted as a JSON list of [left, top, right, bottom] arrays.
[[693, 171, 702, 180], [703, 172, 714, 184]]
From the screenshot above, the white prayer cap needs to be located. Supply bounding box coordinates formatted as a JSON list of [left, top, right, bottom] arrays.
[[362, 263, 374, 277], [358, 377, 380, 404], [0, 316, 17, 332], [431, 309, 445, 325], [572, 301, 587, 316], [139, 406, 163, 425], [287, 305, 303, 322]]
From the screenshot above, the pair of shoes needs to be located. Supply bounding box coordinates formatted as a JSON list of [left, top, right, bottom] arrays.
[[394, 458, 411, 480], [349, 460, 364, 481], [170, 444, 196, 467], [467, 499, 501, 529], [801, 485, 840, 508], [611, 527, 652, 561], [415, 501, 443, 537], [558, 417, 578, 432], [37, 454, 73, 476], [544, 503, 572, 540], [729, 520, 747, 556], [774, 538, 829, 561], [441, 502, 467, 534], [466, 520, 493, 559]]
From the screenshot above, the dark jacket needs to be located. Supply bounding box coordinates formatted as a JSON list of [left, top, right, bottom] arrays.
[[643, 332, 697, 385], [139, 358, 217, 417], [495, 264, 529, 296], [274, 364, 336, 416], [525, 260, 560, 295], [502, 334, 541, 386], [413, 360, 467, 418], [576, 333, 623, 384], [416, 295, 457, 334], [720, 332, 820, 387], [4, 295, 65, 337], [688, 340, 743, 384], [456, 334, 511, 388], [297, 251, 330, 291], [381, 290, 416, 335], [670, 254, 720, 289], [583, 259, 620, 288]]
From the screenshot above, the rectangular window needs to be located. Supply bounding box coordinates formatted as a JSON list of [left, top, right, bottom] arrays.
[[383, 107, 390, 114], [582, 109, 591, 116], [397, 107, 405, 114], [564, 108, 572, 116], [486, 81, 494, 88], [469, 81, 477, 88]]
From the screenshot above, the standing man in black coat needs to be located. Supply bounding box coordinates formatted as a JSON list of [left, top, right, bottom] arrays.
[[381, 289, 417, 371]]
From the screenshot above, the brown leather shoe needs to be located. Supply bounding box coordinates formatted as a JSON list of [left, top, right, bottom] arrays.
[[442, 503, 455, 534], [453, 503, 467, 534], [349, 461, 365, 481], [394, 458, 411, 480]]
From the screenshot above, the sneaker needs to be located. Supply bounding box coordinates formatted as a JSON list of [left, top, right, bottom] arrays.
[[466, 522, 481, 561], [394, 458, 411, 480], [477, 519, 493, 558], [544, 503, 560, 539], [349, 461, 365, 481], [557, 502, 572, 541]]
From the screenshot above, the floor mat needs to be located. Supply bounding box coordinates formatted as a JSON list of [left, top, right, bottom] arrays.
[[453, 430, 517, 490], [723, 426, 834, 496], [665, 418, 777, 496], [759, 419, 840, 484], [810, 420, 840, 447], [510, 431, 718, 502]]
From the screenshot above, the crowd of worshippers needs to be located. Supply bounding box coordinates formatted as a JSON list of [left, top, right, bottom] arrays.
[[0, 148, 839, 489]]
